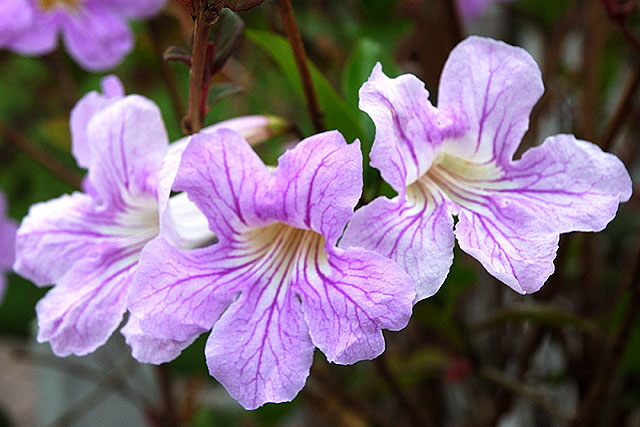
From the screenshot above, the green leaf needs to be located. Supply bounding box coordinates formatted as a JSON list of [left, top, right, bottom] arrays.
[[245, 29, 364, 143], [342, 37, 400, 143], [342, 37, 399, 109], [207, 82, 243, 106], [211, 9, 245, 74]]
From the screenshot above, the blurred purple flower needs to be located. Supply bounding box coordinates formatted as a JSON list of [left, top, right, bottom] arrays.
[[0, 0, 166, 71], [455, 0, 511, 20], [127, 129, 415, 409], [341, 36, 632, 300], [13, 75, 285, 358], [0, 192, 17, 302]]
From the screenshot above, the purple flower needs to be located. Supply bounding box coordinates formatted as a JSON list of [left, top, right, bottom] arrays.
[[0, 0, 166, 71], [341, 36, 632, 300], [14, 93, 169, 356], [455, 0, 512, 21], [14, 75, 284, 358], [0, 192, 17, 302], [127, 129, 415, 409]]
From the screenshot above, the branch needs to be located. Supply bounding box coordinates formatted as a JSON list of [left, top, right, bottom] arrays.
[[182, 0, 217, 135], [601, 64, 640, 151], [275, 0, 325, 133], [0, 121, 82, 189], [568, 238, 640, 426]]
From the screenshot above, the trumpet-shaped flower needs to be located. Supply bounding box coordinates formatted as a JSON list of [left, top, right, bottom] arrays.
[[14, 76, 284, 358], [0, 192, 17, 301], [127, 129, 415, 409], [14, 94, 170, 356], [342, 36, 632, 300], [0, 0, 166, 71]]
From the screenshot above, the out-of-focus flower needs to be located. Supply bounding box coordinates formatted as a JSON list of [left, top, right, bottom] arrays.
[[0, 192, 17, 302], [0, 0, 166, 71], [342, 36, 632, 301], [13, 75, 287, 358], [128, 129, 415, 409], [455, 0, 512, 21]]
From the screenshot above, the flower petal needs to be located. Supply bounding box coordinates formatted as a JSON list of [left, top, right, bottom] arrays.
[[0, 0, 32, 46], [70, 75, 125, 169], [173, 129, 271, 241], [36, 247, 137, 356], [61, 4, 132, 71], [122, 315, 198, 365], [271, 131, 362, 244], [455, 206, 559, 294], [0, 192, 16, 303], [499, 134, 633, 233], [206, 284, 314, 410], [341, 190, 455, 301], [438, 36, 543, 164], [85, 95, 168, 209], [110, 0, 166, 18], [360, 63, 445, 193], [300, 246, 414, 363], [6, 8, 58, 55], [0, 192, 16, 272], [14, 193, 116, 286], [128, 237, 239, 341], [157, 116, 279, 248]]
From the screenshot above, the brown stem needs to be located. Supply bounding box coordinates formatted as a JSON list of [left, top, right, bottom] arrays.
[[568, 239, 640, 427], [154, 365, 179, 427], [148, 19, 186, 123], [601, 64, 640, 151], [182, 1, 216, 135], [46, 49, 80, 110], [275, 0, 325, 133], [0, 121, 82, 189]]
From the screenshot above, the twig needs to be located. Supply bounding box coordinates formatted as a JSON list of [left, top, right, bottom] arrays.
[[182, 1, 217, 135], [154, 365, 179, 427], [275, 0, 325, 133], [45, 49, 79, 110], [480, 365, 570, 422], [0, 121, 82, 189], [601, 64, 640, 151], [568, 239, 640, 427]]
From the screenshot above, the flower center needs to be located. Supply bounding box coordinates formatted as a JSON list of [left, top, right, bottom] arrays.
[[37, 0, 81, 12], [110, 194, 160, 250], [408, 151, 507, 209], [234, 223, 326, 293]]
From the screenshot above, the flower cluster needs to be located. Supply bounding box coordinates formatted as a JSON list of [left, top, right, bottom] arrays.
[[12, 36, 632, 409], [0, 0, 166, 71]]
